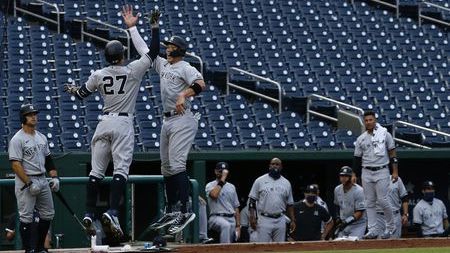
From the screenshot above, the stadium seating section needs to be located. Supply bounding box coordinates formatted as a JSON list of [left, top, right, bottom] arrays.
[[1, 0, 449, 152]]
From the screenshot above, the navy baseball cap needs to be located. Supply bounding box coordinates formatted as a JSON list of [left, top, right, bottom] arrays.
[[422, 180, 435, 189], [339, 166, 353, 176], [305, 184, 318, 194], [215, 162, 229, 171]]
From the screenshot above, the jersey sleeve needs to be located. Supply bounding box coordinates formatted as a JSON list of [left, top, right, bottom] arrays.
[[153, 56, 166, 74], [232, 185, 240, 209], [128, 56, 152, 80], [413, 205, 423, 224], [248, 178, 260, 201], [333, 188, 339, 206], [183, 65, 203, 85], [44, 135, 50, 156], [205, 182, 214, 197], [397, 178, 408, 198], [354, 137, 363, 157], [84, 70, 99, 92], [286, 182, 294, 205], [385, 132, 395, 150], [354, 188, 366, 211], [441, 201, 448, 219], [8, 136, 23, 161], [319, 205, 332, 223]]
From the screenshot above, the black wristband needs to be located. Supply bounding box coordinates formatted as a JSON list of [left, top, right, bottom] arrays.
[[390, 157, 398, 164], [218, 181, 225, 187]]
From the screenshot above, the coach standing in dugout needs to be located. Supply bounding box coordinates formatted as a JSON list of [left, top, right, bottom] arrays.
[[248, 158, 295, 242], [9, 104, 60, 252], [293, 185, 333, 241], [353, 111, 398, 239], [206, 162, 241, 243]]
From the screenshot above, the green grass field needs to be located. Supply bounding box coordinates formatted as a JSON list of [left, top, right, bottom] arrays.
[[262, 248, 450, 253]]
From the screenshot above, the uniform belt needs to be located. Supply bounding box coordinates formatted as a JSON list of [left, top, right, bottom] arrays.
[[363, 165, 388, 171], [28, 173, 44, 177], [377, 210, 400, 215], [210, 213, 234, 217], [163, 111, 179, 118], [260, 212, 283, 219], [103, 112, 129, 116]]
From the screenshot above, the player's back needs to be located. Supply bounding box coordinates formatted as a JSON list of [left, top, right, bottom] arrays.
[[88, 56, 150, 115]]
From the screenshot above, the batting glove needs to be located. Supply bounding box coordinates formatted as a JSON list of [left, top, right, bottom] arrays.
[[149, 9, 161, 28], [49, 176, 60, 192], [63, 83, 79, 95]]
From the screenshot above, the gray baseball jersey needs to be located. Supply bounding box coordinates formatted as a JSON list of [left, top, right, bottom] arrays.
[[333, 184, 366, 225], [205, 180, 240, 214], [354, 130, 395, 167], [9, 129, 50, 175], [85, 56, 151, 114], [413, 198, 448, 236], [153, 56, 203, 112], [87, 56, 151, 179], [249, 174, 294, 214]]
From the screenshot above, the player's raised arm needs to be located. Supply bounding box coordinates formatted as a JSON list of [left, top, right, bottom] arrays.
[[122, 5, 160, 61]]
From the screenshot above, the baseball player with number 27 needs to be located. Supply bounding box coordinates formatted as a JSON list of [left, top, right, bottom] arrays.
[[122, 5, 205, 234], [64, 29, 151, 239]]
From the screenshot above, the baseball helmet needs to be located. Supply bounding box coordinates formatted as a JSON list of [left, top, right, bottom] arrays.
[[163, 36, 187, 57], [215, 162, 229, 172], [422, 180, 435, 189], [305, 184, 319, 194], [339, 166, 353, 177], [20, 104, 39, 124], [104, 40, 124, 64]]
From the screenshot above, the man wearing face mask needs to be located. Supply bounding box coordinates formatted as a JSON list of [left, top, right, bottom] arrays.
[[293, 185, 333, 241], [248, 158, 295, 242], [205, 162, 240, 243], [333, 166, 366, 239], [413, 181, 448, 237]]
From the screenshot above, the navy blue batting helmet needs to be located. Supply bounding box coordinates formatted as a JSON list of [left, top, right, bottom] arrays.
[[104, 40, 124, 64], [339, 166, 353, 177], [20, 104, 39, 124], [215, 162, 229, 172], [164, 36, 187, 57]]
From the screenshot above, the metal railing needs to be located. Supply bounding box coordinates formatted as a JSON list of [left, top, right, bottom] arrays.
[[81, 17, 131, 60], [0, 176, 200, 248], [13, 0, 62, 33], [393, 120, 450, 149], [371, 0, 400, 18], [419, 1, 450, 27], [160, 42, 204, 76], [306, 94, 364, 123], [227, 67, 282, 113]]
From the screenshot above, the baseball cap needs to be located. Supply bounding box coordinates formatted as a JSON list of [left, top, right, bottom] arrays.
[[215, 162, 229, 171], [305, 184, 318, 194], [339, 166, 353, 176], [422, 180, 435, 189]]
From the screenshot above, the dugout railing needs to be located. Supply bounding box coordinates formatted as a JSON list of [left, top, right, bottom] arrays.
[[0, 175, 200, 249]]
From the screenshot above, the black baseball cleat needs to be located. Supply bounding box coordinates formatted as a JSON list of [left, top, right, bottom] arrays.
[[101, 212, 124, 240], [150, 212, 180, 230], [167, 212, 196, 234], [82, 216, 97, 236]]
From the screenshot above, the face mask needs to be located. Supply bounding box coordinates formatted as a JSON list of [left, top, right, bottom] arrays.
[[268, 167, 281, 179], [306, 195, 317, 204], [423, 192, 435, 202]]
